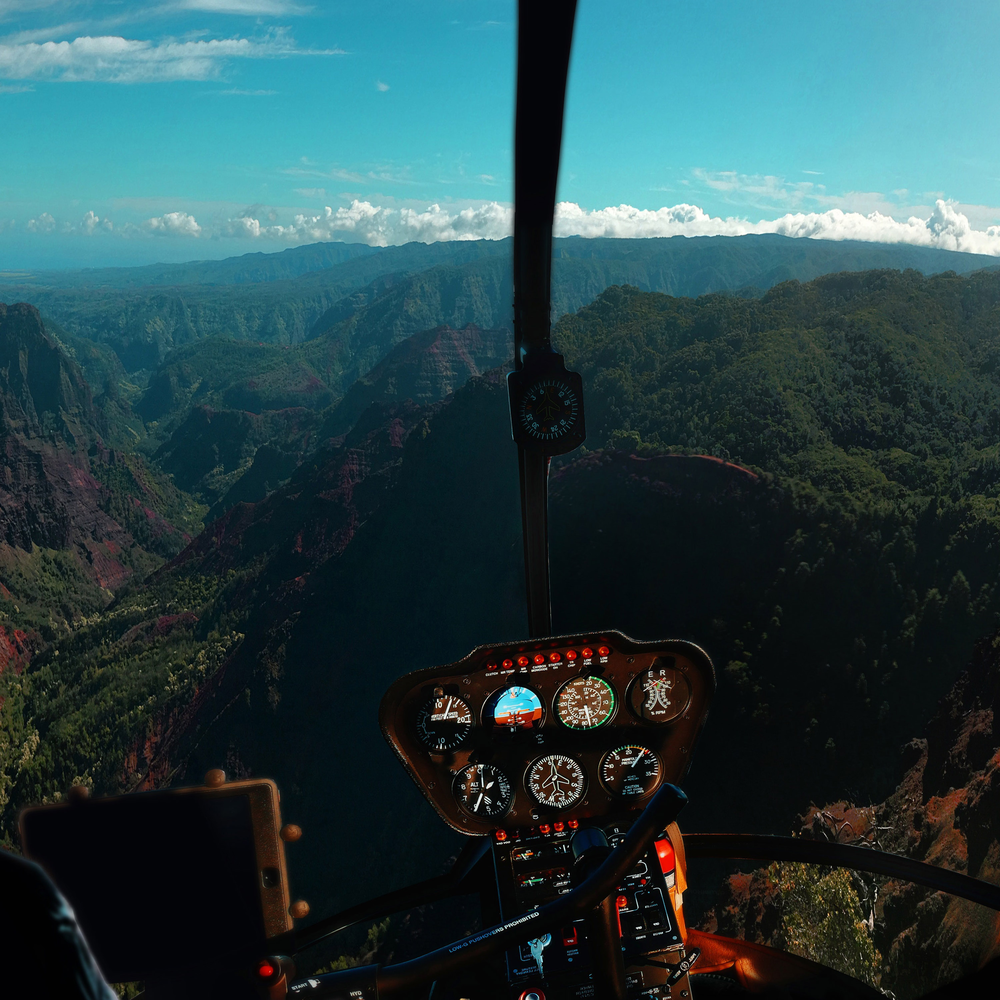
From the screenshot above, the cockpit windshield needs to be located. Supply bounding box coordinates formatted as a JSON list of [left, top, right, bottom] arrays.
[[1, 3, 999, 999]]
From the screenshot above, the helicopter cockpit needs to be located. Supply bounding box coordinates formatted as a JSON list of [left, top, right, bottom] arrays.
[[11, 2, 1000, 1000]]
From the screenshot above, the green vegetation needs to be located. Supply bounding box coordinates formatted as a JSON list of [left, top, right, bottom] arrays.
[[557, 270, 1000, 497], [0, 570, 246, 842], [764, 863, 882, 987]]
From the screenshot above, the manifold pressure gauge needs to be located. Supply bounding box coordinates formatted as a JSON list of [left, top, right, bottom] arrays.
[[507, 351, 586, 455]]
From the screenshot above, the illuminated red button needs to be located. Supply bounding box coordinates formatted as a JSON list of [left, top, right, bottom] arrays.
[[598, 645, 610, 657], [616, 895, 628, 909], [502, 658, 513, 669], [567, 819, 579, 829], [655, 837, 676, 873], [533, 653, 546, 665], [517, 655, 530, 667], [553, 821, 565, 832], [581, 647, 593, 658], [486, 662, 498, 671], [549, 652, 562, 663], [257, 961, 276, 979], [565, 650, 578, 661], [538, 824, 552, 835], [495, 829, 507, 842]]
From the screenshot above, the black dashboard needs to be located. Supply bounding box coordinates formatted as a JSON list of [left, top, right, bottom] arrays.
[[379, 631, 715, 836]]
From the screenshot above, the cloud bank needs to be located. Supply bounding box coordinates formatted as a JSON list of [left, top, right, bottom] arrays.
[[14, 199, 1000, 258], [213, 198, 1000, 256]]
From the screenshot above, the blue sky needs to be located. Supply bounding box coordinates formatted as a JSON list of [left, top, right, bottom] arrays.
[[1, 0, 999, 268]]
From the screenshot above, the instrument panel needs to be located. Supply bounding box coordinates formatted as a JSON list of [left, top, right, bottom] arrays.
[[379, 631, 714, 834]]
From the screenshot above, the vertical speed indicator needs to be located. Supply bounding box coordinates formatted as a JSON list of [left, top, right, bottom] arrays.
[[416, 694, 473, 751]]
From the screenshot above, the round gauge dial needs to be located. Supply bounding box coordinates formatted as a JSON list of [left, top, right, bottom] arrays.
[[555, 675, 616, 730], [629, 660, 690, 724], [415, 693, 473, 751], [600, 746, 662, 799], [518, 379, 581, 442], [526, 754, 586, 810], [453, 764, 512, 819], [486, 685, 544, 730]]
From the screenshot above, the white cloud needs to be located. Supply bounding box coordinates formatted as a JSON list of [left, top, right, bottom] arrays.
[[210, 197, 1000, 255], [294, 187, 326, 198], [145, 211, 201, 236], [218, 87, 276, 95], [0, 82, 32, 92], [0, 29, 343, 84], [219, 199, 513, 246], [26, 211, 55, 232], [375, 79, 389, 92], [553, 199, 1000, 256], [81, 209, 112, 233]]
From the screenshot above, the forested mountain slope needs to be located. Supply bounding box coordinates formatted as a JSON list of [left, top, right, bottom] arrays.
[[6, 266, 1000, 986], [0, 303, 200, 679], [2, 235, 997, 373]]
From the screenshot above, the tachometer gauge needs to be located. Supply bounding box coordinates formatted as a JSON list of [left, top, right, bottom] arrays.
[[555, 675, 616, 729], [629, 659, 690, 724], [453, 764, 512, 819], [526, 754, 586, 810], [600, 746, 661, 798], [486, 685, 544, 729], [415, 694, 473, 751]]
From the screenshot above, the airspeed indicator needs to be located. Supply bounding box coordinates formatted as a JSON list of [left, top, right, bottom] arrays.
[[555, 675, 616, 730]]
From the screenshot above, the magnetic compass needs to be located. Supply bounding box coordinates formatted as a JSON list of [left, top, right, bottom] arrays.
[[519, 378, 581, 442], [507, 352, 586, 455]]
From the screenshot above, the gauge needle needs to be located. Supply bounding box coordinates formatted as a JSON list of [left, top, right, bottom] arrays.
[[584, 705, 592, 725], [474, 793, 484, 812], [630, 750, 645, 769]]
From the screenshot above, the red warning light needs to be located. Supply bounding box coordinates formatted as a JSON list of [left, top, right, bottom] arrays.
[[567, 819, 579, 829], [565, 650, 578, 661], [598, 645, 610, 657], [616, 895, 628, 910], [553, 821, 565, 832], [517, 655, 530, 667], [533, 653, 546, 665], [495, 829, 508, 842], [486, 662, 498, 672], [257, 961, 276, 980], [502, 659, 513, 669], [539, 823, 552, 835], [581, 647, 594, 658], [549, 652, 561, 663]]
